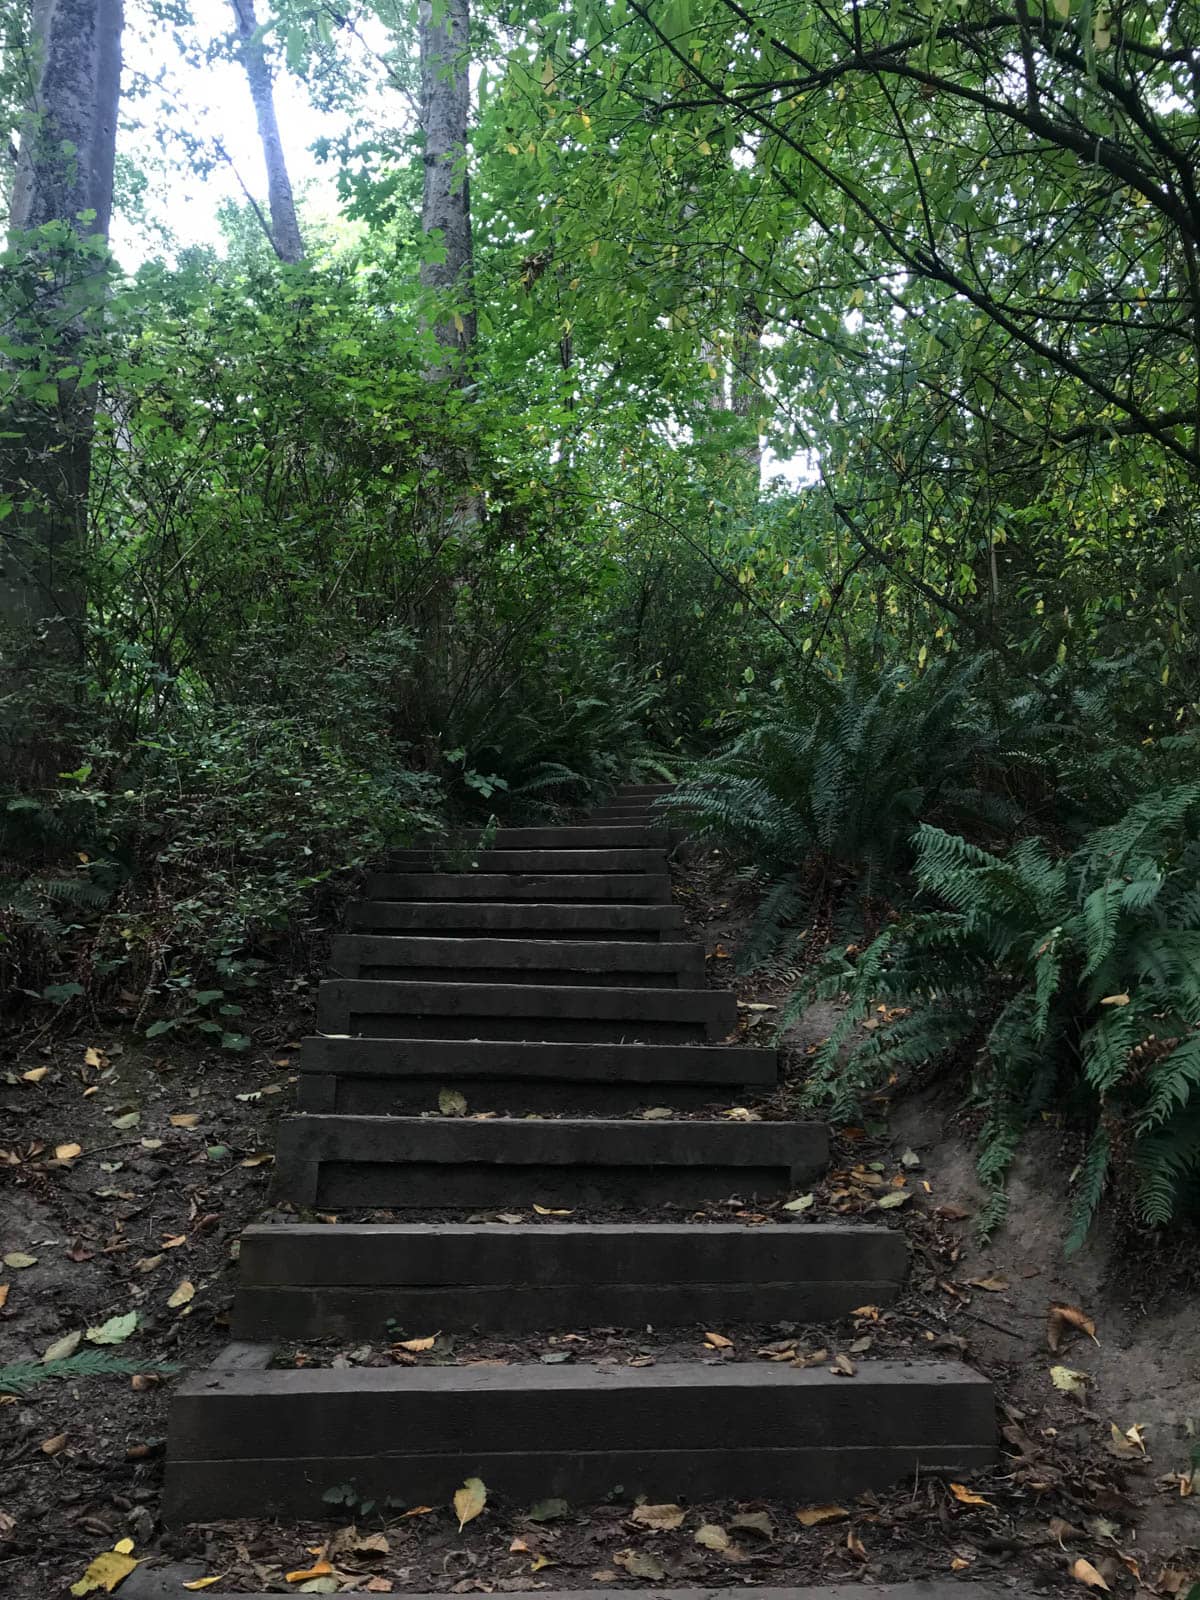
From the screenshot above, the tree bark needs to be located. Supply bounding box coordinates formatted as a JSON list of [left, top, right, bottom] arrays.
[[1, 0, 123, 652], [228, 0, 305, 264], [418, 0, 475, 376]]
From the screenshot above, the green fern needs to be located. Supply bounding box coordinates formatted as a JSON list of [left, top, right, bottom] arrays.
[[0, 1350, 180, 1396], [802, 783, 1200, 1244]]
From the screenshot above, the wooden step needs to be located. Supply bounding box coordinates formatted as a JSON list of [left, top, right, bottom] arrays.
[[297, 1036, 779, 1115], [317, 978, 737, 1042], [615, 782, 677, 796], [330, 934, 705, 987], [347, 900, 687, 940], [272, 1114, 829, 1207], [232, 1222, 908, 1338], [129, 1584, 1012, 1600], [383, 847, 668, 874], [488, 824, 673, 847], [163, 1355, 995, 1520], [364, 872, 672, 902]]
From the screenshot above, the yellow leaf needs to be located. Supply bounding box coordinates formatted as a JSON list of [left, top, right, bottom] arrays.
[[531, 1554, 554, 1571], [0, 1285, 8, 1308], [22, 1067, 49, 1083], [795, 1504, 848, 1527], [1051, 1365, 1089, 1396], [1071, 1557, 1110, 1590], [70, 1544, 141, 1595], [532, 1204, 573, 1216], [1047, 1301, 1098, 1351], [452, 312, 465, 335], [56, 1143, 83, 1161], [1099, 993, 1129, 1007], [949, 1482, 990, 1506], [84, 1047, 103, 1068], [630, 1503, 684, 1530], [694, 1523, 730, 1550], [395, 1334, 437, 1352], [169, 1114, 199, 1128], [182, 1579, 223, 1591], [285, 1558, 333, 1582], [167, 1279, 195, 1309], [454, 1475, 487, 1530], [704, 1330, 733, 1349]]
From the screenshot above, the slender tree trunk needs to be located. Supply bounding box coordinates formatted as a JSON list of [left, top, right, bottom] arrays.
[[0, 0, 123, 652], [730, 293, 765, 482], [228, 0, 304, 264], [418, 0, 475, 376]]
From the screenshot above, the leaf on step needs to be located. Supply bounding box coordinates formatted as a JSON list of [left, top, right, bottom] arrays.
[[285, 1557, 334, 1583], [630, 1503, 684, 1531], [169, 1114, 199, 1128], [782, 1193, 814, 1212], [454, 1476, 487, 1530], [641, 1106, 674, 1120], [1070, 1556, 1111, 1590], [730, 1510, 774, 1538], [969, 1276, 1010, 1293], [69, 1539, 141, 1595], [614, 1548, 665, 1580], [167, 1280, 195, 1309], [846, 1529, 868, 1560], [55, 1143, 82, 1161], [438, 1089, 468, 1117], [830, 1353, 856, 1376], [3, 1252, 36, 1269], [532, 1204, 573, 1216], [530, 1554, 554, 1572], [181, 1579, 224, 1591], [394, 1334, 438, 1352], [694, 1523, 730, 1551], [704, 1331, 734, 1349], [1047, 1302, 1098, 1351], [22, 1067, 49, 1083], [795, 1504, 847, 1527], [900, 1147, 922, 1168], [875, 1190, 911, 1210]]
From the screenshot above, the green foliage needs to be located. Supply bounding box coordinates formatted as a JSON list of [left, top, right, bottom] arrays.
[[0, 1350, 179, 1396], [807, 786, 1200, 1244], [669, 655, 1029, 964]]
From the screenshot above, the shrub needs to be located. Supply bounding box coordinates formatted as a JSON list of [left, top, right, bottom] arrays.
[[805, 784, 1200, 1244]]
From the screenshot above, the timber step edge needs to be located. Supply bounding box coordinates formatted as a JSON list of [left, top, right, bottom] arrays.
[[382, 847, 669, 873], [130, 1576, 1011, 1598], [271, 1113, 829, 1207], [346, 899, 688, 939], [316, 977, 738, 1042], [329, 934, 706, 987], [162, 1358, 996, 1521], [364, 871, 673, 902], [232, 1221, 908, 1338], [298, 1035, 779, 1115]]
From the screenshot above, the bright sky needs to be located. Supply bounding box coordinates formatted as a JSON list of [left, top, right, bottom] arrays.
[[112, 0, 397, 264]]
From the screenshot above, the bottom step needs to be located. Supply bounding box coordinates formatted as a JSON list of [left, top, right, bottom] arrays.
[[164, 1357, 995, 1520], [130, 1581, 1010, 1599]]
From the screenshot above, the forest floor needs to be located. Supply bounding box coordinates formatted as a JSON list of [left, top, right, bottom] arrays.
[[0, 850, 1197, 1597]]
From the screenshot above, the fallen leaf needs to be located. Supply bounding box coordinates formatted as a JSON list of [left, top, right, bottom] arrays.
[[240, 1152, 273, 1167], [951, 1555, 973, 1571], [181, 1579, 224, 1591], [641, 1106, 674, 1119], [401, 1506, 434, 1517], [3, 1252, 36, 1270], [496, 1212, 525, 1224], [630, 1503, 684, 1531], [0, 1284, 8, 1308], [55, 1142, 82, 1161], [169, 1114, 199, 1128], [1051, 1365, 1090, 1397], [44, 1329, 83, 1362], [22, 1067, 49, 1084], [532, 1204, 573, 1216], [509, 1537, 530, 1553], [285, 1558, 333, 1583], [527, 1497, 569, 1522], [1048, 1302, 1098, 1351], [900, 1147, 922, 1168], [875, 1189, 911, 1210], [1070, 1556, 1111, 1590], [704, 1330, 734, 1349], [614, 1548, 665, 1580], [454, 1475, 487, 1530], [796, 1504, 848, 1527], [830, 1353, 856, 1376], [110, 1112, 140, 1131], [969, 1276, 1010, 1292], [782, 1193, 814, 1212], [1100, 993, 1130, 1007], [84, 1047, 103, 1068], [41, 1432, 69, 1455], [167, 1279, 195, 1309], [731, 1510, 774, 1538], [695, 1523, 730, 1551], [846, 1529, 868, 1561], [70, 1540, 141, 1595], [394, 1334, 438, 1352], [161, 1234, 187, 1248], [87, 1311, 138, 1345], [949, 1482, 991, 1507], [438, 1088, 468, 1116], [530, 1554, 554, 1572]]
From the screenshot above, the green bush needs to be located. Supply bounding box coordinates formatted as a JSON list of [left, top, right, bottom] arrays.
[[806, 784, 1200, 1244]]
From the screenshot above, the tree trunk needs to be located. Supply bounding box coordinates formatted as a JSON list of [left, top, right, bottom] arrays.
[[730, 293, 765, 482], [228, 0, 305, 264], [1, 0, 123, 652], [418, 0, 475, 376]]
